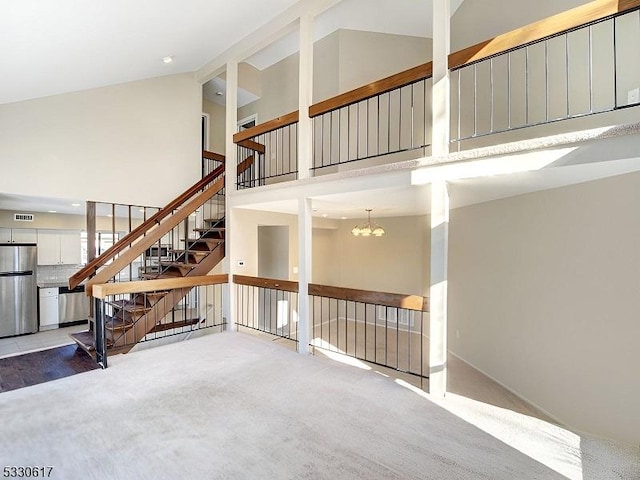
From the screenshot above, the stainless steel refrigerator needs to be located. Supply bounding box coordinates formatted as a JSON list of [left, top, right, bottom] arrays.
[[0, 243, 38, 338]]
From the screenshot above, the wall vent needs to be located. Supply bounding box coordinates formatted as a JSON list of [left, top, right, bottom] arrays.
[[14, 213, 34, 222]]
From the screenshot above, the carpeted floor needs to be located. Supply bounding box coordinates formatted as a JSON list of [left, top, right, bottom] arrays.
[[0, 332, 637, 480]]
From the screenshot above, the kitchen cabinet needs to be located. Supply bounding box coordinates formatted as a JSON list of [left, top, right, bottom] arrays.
[[0, 228, 37, 243], [39, 287, 59, 331], [37, 230, 82, 265]]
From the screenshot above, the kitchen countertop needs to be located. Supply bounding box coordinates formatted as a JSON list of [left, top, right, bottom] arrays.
[[38, 282, 70, 288]]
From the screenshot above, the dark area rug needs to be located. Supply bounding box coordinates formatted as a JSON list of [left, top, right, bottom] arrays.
[[0, 344, 98, 393]]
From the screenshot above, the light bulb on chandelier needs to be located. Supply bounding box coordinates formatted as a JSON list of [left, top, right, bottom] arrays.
[[351, 209, 385, 237]]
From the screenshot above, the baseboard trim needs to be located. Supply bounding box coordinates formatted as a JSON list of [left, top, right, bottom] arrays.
[[447, 349, 566, 428]]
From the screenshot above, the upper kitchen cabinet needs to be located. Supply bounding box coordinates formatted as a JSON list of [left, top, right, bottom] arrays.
[[37, 230, 82, 265], [0, 227, 37, 243]]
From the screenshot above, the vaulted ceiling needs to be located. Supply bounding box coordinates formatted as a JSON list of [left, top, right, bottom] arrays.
[[1, 0, 464, 106]]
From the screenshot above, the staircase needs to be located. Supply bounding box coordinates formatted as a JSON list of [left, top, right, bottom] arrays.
[[70, 152, 230, 357]]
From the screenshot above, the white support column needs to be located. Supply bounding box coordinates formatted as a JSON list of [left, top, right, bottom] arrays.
[[297, 8, 314, 179], [225, 60, 238, 195], [429, 1, 451, 396], [429, 181, 449, 396], [431, 0, 451, 157], [297, 197, 312, 354], [224, 60, 238, 332]]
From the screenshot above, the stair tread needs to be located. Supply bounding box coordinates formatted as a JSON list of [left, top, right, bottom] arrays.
[[193, 227, 226, 232], [106, 299, 150, 313], [71, 331, 115, 351], [70, 331, 95, 351], [169, 249, 208, 255], [140, 271, 185, 280], [160, 261, 199, 268], [134, 291, 169, 301], [105, 316, 135, 331], [180, 237, 222, 243]]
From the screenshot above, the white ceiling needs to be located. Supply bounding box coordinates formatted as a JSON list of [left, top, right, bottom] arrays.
[[203, 77, 260, 107], [2, 0, 464, 106], [246, 0, 465, 70], [0, 193, 87, 217], [0, 193, 157, 219], [0, 0, 301, 105], [4, 0, 637, 221], [236, 157, 640, 219]]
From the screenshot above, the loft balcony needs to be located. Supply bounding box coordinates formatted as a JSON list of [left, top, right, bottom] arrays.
[[226, 1, 640, 191]]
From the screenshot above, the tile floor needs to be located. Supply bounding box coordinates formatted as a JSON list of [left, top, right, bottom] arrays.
[[0, 323, 88, 359]]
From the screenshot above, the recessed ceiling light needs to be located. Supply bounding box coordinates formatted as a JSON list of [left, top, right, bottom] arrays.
[[215, 91, 223, 96], [48, 210, 57, 213], [162, 56, 174, 64], [71, 203, 81, 207], [322, 214, 329, 218], [341, 216, 347, 220], [311, 208, 318, 212]]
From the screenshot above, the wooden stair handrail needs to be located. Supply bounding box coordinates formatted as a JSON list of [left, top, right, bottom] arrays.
[[237, 155, 255, 176], [236, 138, 266, 154], [92, 274, 229, 299], [233, 111, 299, 143], [87, 176, 225, 293], [203, 150, 225, 162], [69, 164, 224, 289], [232, 275, 429, 312]]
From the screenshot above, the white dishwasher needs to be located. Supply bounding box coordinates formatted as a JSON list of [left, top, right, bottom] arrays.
[[39, 287, 59, 331]]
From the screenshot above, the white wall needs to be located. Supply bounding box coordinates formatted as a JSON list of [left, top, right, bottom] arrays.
[[448, 171, 640, 444], [239, 29, 432, 123], [337, 29, 431, 94], [202, 99, 226, 154], [0, 73, 202, 208], [238, 52, 300, 124], [331, 215, 430, 296], [258, 225, 290, 279], [231, 209, 299, 280], [312, 227, 338, 285], [451, 0, 590, 51], [230, 208, 430, 295]]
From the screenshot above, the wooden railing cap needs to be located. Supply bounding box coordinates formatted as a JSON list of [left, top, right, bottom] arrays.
[[92, 274, 229, 299], [232, 275, 429, 312]]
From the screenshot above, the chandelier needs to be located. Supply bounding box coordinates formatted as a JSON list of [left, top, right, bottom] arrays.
[[351, 209, 385, 237]]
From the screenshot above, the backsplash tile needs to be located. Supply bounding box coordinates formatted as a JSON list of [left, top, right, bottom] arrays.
[[37, 265, 83, 285]]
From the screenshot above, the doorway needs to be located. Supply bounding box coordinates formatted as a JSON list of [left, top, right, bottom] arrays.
[[238, 114, 258, 133], [258, 225, 289, 279]]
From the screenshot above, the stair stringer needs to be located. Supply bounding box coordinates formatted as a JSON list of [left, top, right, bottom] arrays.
[[113, 242, 225, 351]]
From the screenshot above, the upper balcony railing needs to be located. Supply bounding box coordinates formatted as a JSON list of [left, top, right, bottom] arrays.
[[309, 63, 433, 171], [450, 0, 640, 148], [232, 112, 299, 189], [231, 0, 640, 189]]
